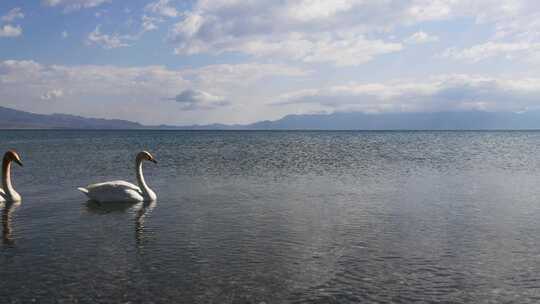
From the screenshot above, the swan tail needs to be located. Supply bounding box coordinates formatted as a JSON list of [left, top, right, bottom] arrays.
[[77, 187, 89, 195]]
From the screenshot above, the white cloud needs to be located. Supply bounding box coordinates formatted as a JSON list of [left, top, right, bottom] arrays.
[[140, 0, 179, 32], [0, 8, 24, 38], [299, 35, 402, 66], [0, 25, 22, 37], [435, 1, 540, 63], [168, 1, 409, 66], [41, 89, 64, 100], [284, 0, 357, 22], [172, 28, 402, 66], [168, 89, 229, 110], [142, 15, 159, 32], [94, 10, 105, 18], [442, 42, 540, 62], [42, 0, 111, 12], [0, 60, 187, 97], [277, 75, 540, 113], [145, 0, 178, 18], [1, 8, 24, 23], [404, 0, 530, 25], [405, 31, 439, 44], [182, 63, 307, 92], [406, 0, 453, 22], [167, 0, 540, 66], [86, 26, 131, 49]]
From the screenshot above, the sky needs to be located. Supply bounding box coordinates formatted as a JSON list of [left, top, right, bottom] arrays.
[[1, 0, 540, 125]]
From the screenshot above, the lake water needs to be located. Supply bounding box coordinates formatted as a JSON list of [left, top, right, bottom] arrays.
[[2, 130, 540, 303]]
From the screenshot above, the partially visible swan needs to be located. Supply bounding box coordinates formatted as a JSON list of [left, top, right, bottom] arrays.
[[78, 151, 157, 203], [0, 150, 23, 203]]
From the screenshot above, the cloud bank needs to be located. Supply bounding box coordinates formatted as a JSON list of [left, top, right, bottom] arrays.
[[168, 0, 412, 66], [277, 75, 540, 113], [167, 0, 540, 66], [0, 60, 307, 124]]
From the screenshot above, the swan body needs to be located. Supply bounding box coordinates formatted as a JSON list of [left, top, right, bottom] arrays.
[[78, 151, 157, 203], [0, 150, 23, 203], [78, 180, 148, 203]]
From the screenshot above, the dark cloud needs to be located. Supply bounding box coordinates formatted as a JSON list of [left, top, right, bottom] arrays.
[[169, 89, 230, 110]]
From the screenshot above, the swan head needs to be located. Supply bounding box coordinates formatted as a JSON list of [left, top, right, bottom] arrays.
[[137, 151, 157, 164], [4, 150, 23, 167]]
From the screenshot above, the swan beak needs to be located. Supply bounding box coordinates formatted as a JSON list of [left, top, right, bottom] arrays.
[[15, 159, 23, 167], [151, 159, 157, 164]]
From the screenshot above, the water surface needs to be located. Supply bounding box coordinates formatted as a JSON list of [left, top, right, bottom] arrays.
[[1, 130, 540, 303]]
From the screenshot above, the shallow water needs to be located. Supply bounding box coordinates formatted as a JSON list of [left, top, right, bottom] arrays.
[[1, 130, 540, 303]]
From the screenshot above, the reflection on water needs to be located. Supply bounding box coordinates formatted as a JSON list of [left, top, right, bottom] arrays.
[[84, 200, 157, 252], [84, 199, 157, 249], [2, 130, 540, 302], [135, 201, 156, 249], [84, 200, 139, 214], [2, 201, 19, 246]]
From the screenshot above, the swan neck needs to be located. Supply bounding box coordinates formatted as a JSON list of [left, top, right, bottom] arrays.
[[2, 156, 15, 199], [136, 159, 152, 198]]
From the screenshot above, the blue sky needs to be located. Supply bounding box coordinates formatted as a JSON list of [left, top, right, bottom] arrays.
[[1, 0, 540, 125]]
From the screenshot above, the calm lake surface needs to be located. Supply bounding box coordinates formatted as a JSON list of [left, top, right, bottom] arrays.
[[2, 130, 540, 303]]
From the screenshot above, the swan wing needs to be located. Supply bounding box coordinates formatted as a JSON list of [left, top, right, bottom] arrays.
[[82, 180, 144, 203], [86, 180, 140, 191]]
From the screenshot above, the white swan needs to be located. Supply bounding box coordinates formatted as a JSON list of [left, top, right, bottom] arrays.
[[0, 150, 23, 203], [78, 151, 157, 203]]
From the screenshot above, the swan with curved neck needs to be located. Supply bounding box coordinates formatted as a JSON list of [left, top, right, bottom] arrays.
[[78, 151, 157, 203], [0, 150, 23, 203]]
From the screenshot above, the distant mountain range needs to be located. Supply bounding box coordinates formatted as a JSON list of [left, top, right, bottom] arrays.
[[169, 110, 540, 130], [2, 105, 540, 130], [239, 111, 540, 130], [0, 106, 143, 129]]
